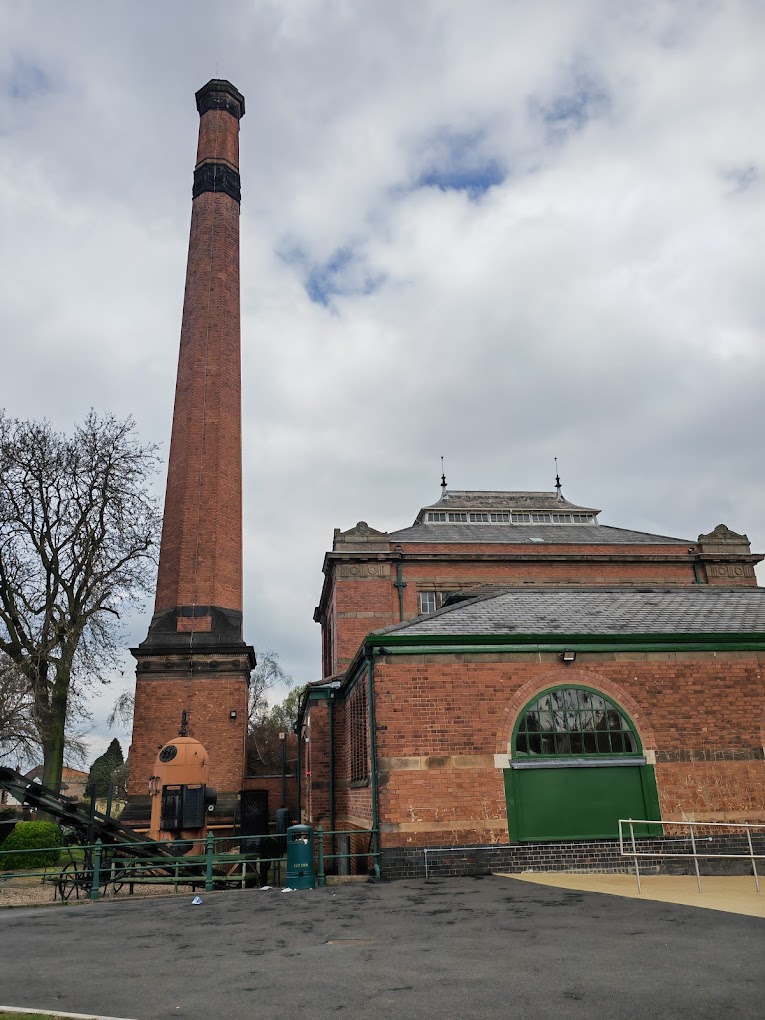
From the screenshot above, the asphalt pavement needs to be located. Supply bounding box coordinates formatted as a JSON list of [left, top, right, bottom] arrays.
[[0, 876, 762, 1020]]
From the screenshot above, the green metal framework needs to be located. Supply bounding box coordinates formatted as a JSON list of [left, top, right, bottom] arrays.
[[513, 685, 642, 759]]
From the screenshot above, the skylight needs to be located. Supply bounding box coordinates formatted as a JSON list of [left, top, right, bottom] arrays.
[[425, 511, 597, 525]]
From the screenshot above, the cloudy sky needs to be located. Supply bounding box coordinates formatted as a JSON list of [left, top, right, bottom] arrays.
[[1, 1, 763, 765]]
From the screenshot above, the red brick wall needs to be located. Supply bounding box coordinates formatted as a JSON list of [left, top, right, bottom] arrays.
[[315, 653, 765, 849], [333, 576, 395, 670], [304, 700, 331, 827], [196, 108, 240, 169], [128, 674, 247, 797], [241, 775, 298, 820], [323, 544, 721, 675], [154, 105, 243, 615]]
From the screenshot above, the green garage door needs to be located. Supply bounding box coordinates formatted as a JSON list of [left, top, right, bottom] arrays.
[[505, 686, 661, 842], [505, 762, 660, 841]]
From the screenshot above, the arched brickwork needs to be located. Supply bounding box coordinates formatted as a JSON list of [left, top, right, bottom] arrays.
[[494, 667, 656, 755]]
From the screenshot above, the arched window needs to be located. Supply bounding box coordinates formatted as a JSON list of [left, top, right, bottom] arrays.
[[514, 686, 640, 758]]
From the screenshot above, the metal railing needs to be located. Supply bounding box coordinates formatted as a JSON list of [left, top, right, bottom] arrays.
[[0, 827, 378, 901], [314, 827, 378, 886], [0, 832, 280, 900], [619, 819, 765, 894], [423, 843, 507, 880]]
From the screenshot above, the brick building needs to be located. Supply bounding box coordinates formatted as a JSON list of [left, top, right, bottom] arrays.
[[302, 487, 765, 877], [315, 487, 759, 679], [126, 81, 764, 864]]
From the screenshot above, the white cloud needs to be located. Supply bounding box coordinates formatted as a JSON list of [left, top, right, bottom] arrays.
[[1, 0, 764, 764]]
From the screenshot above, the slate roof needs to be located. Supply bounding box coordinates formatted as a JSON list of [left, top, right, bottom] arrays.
[[388, 523, 690, 546], [373, 586, 765, 637], [421, 490, 599, 513]]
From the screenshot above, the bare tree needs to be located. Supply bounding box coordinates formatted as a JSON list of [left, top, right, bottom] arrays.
[[107, 689, 136, 730], [246, 649, 294, 775], [0, 411, 161, 790], [0, 653, 89, 772], [0, 655, 37, 768], [248, 649, 292, 721]]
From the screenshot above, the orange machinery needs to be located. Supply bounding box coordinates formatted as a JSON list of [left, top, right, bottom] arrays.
[[148, 713, 217, 842]]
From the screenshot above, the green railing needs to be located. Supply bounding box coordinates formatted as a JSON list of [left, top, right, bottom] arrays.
[[0, 827, 378, 901], [314, 827, 378, 887]]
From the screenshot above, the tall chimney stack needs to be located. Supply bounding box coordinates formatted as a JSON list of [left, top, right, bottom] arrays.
[[126, 81, 254, 828]]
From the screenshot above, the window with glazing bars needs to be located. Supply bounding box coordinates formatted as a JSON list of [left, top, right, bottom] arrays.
[[514, 687, 639, 756], [349, 683, 369, 782], [419, 591, 452, 614]]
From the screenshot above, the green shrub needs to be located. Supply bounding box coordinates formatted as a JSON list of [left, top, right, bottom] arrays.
[[0, 820, 63, 871]]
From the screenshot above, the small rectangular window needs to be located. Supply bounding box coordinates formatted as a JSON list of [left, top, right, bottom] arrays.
[[469, 513, 490, 522], [427, 512, 447, 522], [448, 512, 468, 522], [512, 513, 531, 523], [349, 683, 368, 783], [490, 513, 510, 522], [419, 591, 437, 614]]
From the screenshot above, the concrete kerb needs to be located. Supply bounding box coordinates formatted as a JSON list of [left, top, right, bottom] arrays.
[[0, 1007, 137, 1020]]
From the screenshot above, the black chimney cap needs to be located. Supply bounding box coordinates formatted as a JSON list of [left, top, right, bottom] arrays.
[[195, 79, 245, 120]]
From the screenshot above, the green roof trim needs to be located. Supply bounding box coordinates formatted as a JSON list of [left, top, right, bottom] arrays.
[[365, 631, 765, 654]]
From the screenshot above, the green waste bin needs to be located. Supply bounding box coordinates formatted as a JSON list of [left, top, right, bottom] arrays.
[[285, 824, 315, 889]]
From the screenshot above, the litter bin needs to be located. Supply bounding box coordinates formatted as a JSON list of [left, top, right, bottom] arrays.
[[285, 824, 315, 889]]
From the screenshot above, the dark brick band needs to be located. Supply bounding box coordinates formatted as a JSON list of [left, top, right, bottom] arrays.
[[195, 79, 245, 120], [193, 163, 241, 203]]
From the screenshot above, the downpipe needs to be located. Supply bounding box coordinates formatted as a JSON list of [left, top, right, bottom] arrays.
[[366, 649, 381, 879]]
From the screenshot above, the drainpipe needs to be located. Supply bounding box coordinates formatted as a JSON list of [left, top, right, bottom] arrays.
[[393, 546, 406, 622], [295, 728, 302, 822], [328, 695, 335, 861], [365, 649, 381, 878], [688, 547, 707, 584]]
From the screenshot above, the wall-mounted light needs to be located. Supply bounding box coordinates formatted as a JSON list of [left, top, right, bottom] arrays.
[[561, 649, 576, 663], [229, 710, 238, 719]]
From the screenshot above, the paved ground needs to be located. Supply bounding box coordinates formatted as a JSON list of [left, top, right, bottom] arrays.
[[503, 872, 765, 918], [0, 876, 763, 1020]]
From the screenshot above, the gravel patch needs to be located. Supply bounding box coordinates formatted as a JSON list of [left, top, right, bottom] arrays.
[[0, 876, 182, 908]]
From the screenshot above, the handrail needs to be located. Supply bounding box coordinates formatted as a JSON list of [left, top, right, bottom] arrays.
[[618, 819, 764, 894]]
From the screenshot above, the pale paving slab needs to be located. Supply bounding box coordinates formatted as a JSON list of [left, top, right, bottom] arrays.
[[497, 872, 765, 918]]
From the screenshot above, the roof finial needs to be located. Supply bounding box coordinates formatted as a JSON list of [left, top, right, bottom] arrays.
[[554, 457, 563, 501], [440, 456, 448, 498]]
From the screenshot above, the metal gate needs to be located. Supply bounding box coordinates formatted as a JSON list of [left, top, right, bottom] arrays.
[[240, 789, 269, 836]]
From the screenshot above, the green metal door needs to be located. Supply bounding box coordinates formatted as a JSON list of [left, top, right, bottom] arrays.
[[504, 763, 660, 842], [505, 685, 661, 842]]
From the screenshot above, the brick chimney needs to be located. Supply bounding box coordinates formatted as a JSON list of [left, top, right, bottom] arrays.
[[126, 81, 254, 827]]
